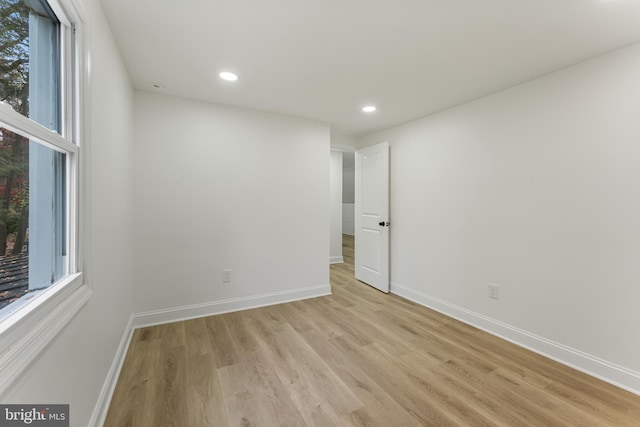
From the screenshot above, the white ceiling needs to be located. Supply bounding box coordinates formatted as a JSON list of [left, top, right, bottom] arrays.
[[100, 0, 640, 136]]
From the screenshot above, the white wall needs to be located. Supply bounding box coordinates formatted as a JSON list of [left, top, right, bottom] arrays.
[[342, 159, 355, 235], [331, 134, 356, 236], [342, 203, 355, 236], [330, 133, 358, 152], [361, 43, 640, 390], [342, 156, 355, 204], [0, 0, 135, 424], [133, 92, 330, 319], [330, 150, 343, 263]]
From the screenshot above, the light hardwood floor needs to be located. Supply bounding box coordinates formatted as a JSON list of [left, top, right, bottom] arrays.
[[105, 235, 640, 426]]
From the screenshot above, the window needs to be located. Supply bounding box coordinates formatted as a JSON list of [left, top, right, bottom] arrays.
[[0, 0, 87, 394], [0, 0, 71, 317]]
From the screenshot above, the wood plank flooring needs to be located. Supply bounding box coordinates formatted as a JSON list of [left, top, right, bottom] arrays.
[[105, 234, 640, 426]]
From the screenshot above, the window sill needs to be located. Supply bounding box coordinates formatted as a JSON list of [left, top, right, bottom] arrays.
[[0, 273, 90, 395]]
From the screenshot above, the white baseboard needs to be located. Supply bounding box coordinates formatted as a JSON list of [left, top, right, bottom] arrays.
[[88, 284, 332, 425], [89, 314, 135, 427], [133, 284, 332, 329], [391, 282, 640, 397], [330, 256, 344, 264]]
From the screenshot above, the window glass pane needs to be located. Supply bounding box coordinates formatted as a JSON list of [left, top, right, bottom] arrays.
[[0, 0, 60, 132], [0, 126, 66, 315]]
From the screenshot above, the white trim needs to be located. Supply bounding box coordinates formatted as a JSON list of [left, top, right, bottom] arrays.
[[0, 102, 78, 154], [390, 282, 640, 397], [330, 256, 344, 264], [89, 315, 135, 427], [73, 0, 91, 284], [0, 282, 91, 396], [47, 0, 72, 26], [0, 272, 82, 333], [330, 144, 356, 152], [133, 285, 332, 329], [48, 0, 88, 34]]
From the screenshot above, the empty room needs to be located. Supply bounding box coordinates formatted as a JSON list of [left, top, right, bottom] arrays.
[[1, 0, 640, 425]]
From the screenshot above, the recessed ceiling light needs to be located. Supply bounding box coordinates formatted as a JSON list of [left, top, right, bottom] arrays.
[[362, 106, 377, 113], [151, 83, 165, 89], [220, 72, 238, 81]]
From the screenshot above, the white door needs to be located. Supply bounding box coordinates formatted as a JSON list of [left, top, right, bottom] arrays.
[[355, 142, 389, 293]]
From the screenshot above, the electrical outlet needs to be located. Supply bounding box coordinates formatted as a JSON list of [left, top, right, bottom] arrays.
[[488, 283, 499, 300], [223, 269, 232, 283]]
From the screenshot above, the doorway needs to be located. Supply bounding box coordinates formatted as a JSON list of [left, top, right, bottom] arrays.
[[330, 143, 390, 292], [342, 151, 355, 270], [334, 144, 390, 293]]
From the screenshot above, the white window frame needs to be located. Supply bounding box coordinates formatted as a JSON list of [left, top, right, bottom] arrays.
[[0, 0, 90, 395]]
